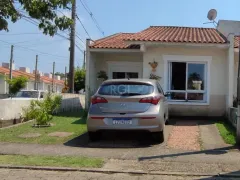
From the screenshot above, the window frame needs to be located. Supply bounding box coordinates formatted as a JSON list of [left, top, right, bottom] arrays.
[[163, 55, 211, 105]]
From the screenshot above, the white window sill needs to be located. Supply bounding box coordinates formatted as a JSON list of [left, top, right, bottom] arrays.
[[168, 101, 209, 106]]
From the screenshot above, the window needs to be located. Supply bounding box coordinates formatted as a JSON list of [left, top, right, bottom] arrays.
[[167, 62, 207, 103], [98, 82, 154, 96], [112, 72, 138, 79]]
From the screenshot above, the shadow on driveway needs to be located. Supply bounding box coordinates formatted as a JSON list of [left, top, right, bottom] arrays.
[[138, 145, 239, 161], [64, 130, 163, 149]]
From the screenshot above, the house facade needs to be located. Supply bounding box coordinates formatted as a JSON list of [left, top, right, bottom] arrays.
[[85, 22, 240, 116], [0, 64, 64, 96]]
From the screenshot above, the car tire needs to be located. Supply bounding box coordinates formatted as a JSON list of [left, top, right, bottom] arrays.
[[152, 131, 164, 143], [88, 132, 100, 142]]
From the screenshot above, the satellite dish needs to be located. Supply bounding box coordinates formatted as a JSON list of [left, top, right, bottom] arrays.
[[207, 9, 217, 21]]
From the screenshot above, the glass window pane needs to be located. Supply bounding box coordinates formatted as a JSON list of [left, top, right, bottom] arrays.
[[169, 92, 186, 100], [187, 64, 205, 90], [113, 72, 125, 79], [187, 93, 204, 101], [127, 72, 138, 78], [171, 62, 186, 90]]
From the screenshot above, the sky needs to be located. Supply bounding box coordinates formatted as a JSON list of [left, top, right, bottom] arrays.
[[0, 0, 240, 73]]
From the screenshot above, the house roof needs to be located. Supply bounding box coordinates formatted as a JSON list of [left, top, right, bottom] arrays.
[[90, 26, 228, 49], [0, 66, 64, 85], [234, 36, 240, 48], [90, 33, 140, 49]]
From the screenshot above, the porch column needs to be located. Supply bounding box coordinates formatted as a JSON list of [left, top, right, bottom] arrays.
[[228, 34, 235, 109], [85, 39, 91, 109]]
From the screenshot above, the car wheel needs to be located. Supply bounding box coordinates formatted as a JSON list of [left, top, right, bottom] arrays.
[[152, 131, 164, 143], [88, 131, 100, 142]]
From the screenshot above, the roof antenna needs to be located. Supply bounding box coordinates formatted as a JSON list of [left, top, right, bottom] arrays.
[[203, 9, 218, 27]]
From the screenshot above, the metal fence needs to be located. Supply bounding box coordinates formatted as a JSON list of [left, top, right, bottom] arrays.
[[229, 107, 237, 128], [58, 94, 85, 113]]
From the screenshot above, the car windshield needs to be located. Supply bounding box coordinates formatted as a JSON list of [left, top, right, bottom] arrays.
[[15, 91, 39, 98], [98, 82, 154, 96]]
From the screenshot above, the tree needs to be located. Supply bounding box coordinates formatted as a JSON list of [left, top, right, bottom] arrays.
[[6, 76, 28, 96], [74, 67, 85, 92], [0, 0, 73, 36]]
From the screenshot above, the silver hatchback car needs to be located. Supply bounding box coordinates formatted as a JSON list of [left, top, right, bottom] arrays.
[[87, 79, 169, 142]]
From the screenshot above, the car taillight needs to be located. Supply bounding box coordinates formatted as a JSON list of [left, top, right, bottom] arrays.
[[91, 96, 108, 104], [139, 96, 161, 105]]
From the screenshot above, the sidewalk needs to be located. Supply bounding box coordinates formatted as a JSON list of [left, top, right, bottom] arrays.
[[0, 142, 239, 165]]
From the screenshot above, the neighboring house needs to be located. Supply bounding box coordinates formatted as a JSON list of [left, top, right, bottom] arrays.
[[85, 22, 240, 116], [0, 64, 64, 95]]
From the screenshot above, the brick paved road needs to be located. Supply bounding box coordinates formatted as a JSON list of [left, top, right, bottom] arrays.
[[0, 169, 239, 180]]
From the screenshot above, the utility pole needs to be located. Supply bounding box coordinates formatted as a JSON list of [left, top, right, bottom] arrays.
[[68, 0, 76, 93], [52, 62, 55, 93], [83, 50, 86, 69], [9, 45, 14, 80], [237, 38, 240, 144], [34, 55, 38, 90], [9, 45, 14, 96], [65, 66, 67, 84]]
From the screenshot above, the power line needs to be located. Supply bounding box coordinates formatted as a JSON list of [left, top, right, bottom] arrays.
[[76, 14, 91, 39], [79, 0, 104, 36], [0, 40, 68, 59], [0, 33, 41, 36]]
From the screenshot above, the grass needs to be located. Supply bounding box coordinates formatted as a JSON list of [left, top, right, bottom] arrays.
[[216, 120, 236, 145], [0, 111, 87, 144], [0, 155, 104, 168]]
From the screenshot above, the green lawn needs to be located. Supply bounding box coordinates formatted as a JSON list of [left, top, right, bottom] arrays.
[[0, 155, 104, 168], [0, 111, 87, 144], [216, 121, 236, 145]]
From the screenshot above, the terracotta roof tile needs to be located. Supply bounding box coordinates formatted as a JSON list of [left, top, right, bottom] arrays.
[[0, 66, 64, 85], [90, 33, 140, 49], [90, 26, 228, 49], [126, 26, 228, 44], [234, 36, 240, 48]]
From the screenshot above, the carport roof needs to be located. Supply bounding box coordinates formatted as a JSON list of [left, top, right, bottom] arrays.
[[90, 26, 228, 49]]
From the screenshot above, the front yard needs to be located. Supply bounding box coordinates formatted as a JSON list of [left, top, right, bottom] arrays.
[[0, 154, 104, 168], [0, 111, 87, 144]]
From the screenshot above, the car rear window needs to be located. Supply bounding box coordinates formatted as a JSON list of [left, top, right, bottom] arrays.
[[98, 82, 154, 96]]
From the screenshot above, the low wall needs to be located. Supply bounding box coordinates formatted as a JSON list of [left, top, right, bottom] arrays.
[[59, 94, 85, 112], [0, 100, 31, 121], [0, 94, 9, 99], [0, 94, 86, 121], [229, 107, 237, 128]]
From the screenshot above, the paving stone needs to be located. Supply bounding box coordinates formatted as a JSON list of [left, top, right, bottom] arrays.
[[48, 132, 73, 137], [18, 133, 41, 138]]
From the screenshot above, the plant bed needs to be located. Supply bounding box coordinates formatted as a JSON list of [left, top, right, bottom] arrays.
[[216, 120, 236, 145], [32, 123, 53, 128]]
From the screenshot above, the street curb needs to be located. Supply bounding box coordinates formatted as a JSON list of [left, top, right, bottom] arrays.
[[0, 165, 240, 177]]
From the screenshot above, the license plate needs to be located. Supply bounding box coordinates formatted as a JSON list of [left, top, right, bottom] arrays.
[[112, 118, 132, 125]]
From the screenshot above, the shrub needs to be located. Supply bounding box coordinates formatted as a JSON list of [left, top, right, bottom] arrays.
[[6, 76, 28, 96], [22, 93, 62, 125]]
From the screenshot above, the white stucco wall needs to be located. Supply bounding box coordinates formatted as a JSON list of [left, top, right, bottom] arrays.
[[0, 76, 6, 94], [0, 100, 31, 120], [143, 45, 228, 116], [217, 20, 240, 37], [90, 52, 143, 93]]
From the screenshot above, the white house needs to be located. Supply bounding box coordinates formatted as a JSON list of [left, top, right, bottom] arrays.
[[85, 21, 240, 116], [0, 64, 64, 96]]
